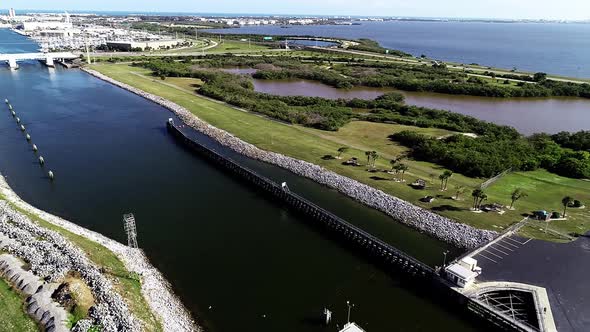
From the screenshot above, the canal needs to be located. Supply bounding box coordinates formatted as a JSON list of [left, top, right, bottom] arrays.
[[0, 29, 480, 331]]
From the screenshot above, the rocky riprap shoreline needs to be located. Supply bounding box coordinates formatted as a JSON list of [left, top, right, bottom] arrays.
[[0, 201, 136, 331], [0, 176, 199, 332], [83, 68, 498, 249]]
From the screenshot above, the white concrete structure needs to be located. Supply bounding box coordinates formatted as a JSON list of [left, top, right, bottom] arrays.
[[339, 322, 366, 332], [22, 21, 73, 31], [0, 52, 77, 69], [445, 257, 481, 288]]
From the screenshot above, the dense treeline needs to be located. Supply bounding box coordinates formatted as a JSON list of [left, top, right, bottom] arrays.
[[138, 58, 519, 136], [551, 131, 590, 152], [138, 58, 588, 180], [348, 39, 411, 57], [391, 131, 590, 179], [248, 57, 590, 99]]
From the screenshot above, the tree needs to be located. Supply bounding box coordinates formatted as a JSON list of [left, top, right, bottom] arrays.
[[439, 173, 446, 190], [370, 151, 379, 168], [390, 159, 397, 171], [562, 196, 574, 217], [365, 151, 372, 169], [337, 147, 349, 159], [533, 72, 547, 82], [454, 186, 466, 200], [509, 188, 528, 209], [472, 189, 481, 209], [471, 189, 487, 210], [439, 170, 453, 190], [398, 164, 409, 181]]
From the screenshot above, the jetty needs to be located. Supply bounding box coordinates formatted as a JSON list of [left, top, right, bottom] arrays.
[[166, 118, 540, 332]]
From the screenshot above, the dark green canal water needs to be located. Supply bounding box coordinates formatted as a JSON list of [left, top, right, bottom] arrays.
[[0, 29, 482, 331]]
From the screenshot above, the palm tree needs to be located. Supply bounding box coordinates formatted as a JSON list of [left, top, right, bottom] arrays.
[[439, 173, 446, 190], [443, 170, 453, 190], [390, 159, 397, 172], [398, 164, 409, 182], [439, 170, 453, 190], [562, 196, 574, 217], [510, 188, 528, 209], [472, 189, 483, 210], [370, 151, 379, 168], [454, 185, 466, 200], [478, 193, 488, 209], [337, 147, 349, 159]]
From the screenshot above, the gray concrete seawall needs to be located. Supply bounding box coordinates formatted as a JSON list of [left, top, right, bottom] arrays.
[[82, 67, 498, 249], [0, 175, 199, 332]]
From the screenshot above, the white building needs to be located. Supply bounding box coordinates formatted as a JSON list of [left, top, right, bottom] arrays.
[[22, 21, 73, 31], [106, 39, 183, 51], [339, 322, 366, 332], [445, 257, 482, 288]]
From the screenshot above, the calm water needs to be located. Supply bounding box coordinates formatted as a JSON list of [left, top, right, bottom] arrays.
[[210, 21, 590, 78], [0, 29, 480, 331], [252, 79, 590, 135]]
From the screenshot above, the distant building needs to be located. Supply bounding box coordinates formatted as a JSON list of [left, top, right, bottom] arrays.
[[9, 8, 16, 19], [21, 21, 74, 31], [106, 39, 183, 51]]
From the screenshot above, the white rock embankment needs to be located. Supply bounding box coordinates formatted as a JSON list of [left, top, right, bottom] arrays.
[[0, 175, 199, 332], [82, 68, 498, 249]]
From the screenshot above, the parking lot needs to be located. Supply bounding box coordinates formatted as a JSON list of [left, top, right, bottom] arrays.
[[473, 235, 532, 264]]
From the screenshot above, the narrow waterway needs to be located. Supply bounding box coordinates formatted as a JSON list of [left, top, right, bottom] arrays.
[[252, 78, 590, 135], [0, 30, 481, 332]]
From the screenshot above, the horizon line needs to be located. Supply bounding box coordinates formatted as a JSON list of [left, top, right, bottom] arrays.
[[2, 8, 589, 21]]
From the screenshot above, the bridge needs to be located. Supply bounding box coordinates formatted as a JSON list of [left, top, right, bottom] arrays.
[[0, 52, 78, 70]]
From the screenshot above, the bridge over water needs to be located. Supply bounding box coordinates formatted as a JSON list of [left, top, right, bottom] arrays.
[[0, 52, 78, 69]]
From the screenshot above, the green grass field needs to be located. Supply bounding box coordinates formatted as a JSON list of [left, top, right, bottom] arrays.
[[88, 62, 590, 241], [0, 278, 38, 332]]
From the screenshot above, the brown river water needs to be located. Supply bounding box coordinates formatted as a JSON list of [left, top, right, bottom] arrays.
[[251, 78, 590, 135]]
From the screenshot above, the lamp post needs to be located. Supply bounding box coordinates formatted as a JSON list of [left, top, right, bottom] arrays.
[[346, 300, 354, 324], [442, 250, 449, 267]]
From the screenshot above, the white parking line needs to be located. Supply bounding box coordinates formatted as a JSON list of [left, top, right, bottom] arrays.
[[483, 250, 503, 259], [505, 237, 528, 245], [488, 246, 509, 256], [523, 238, 533, 244], [495, 242, 515, 251], [499, 239, 519, 249], [477, 253, 499, 263]]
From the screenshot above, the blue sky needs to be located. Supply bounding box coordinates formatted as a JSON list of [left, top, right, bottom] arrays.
[[2, 0, 590, 20]]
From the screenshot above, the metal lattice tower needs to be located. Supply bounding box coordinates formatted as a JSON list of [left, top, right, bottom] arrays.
[[123, 213, 138, 248]]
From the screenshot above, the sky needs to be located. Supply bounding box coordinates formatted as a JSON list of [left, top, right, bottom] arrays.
[[2, 0, 590, 20]]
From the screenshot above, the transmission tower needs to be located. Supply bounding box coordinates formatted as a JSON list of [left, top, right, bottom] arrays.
[[123, 213, 139, 248]]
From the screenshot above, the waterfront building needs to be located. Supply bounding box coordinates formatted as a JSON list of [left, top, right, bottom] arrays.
[[106, 39, 184, 51]]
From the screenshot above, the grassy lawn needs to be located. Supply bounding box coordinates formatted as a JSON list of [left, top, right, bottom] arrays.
[[0, 278, 38, 332], [88, 62, 590, 240], [209, 39, 272, 53], [0, 194, 162, 332], [484, 170, 590, 240]]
